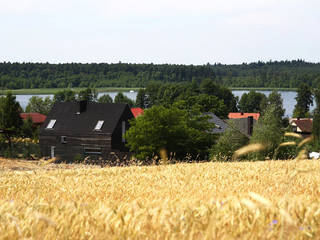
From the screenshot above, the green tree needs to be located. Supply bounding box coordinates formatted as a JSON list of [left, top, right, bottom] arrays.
[[0, 92, 23, 156], [174, 94, 228, 119], [260, 90, 285, 124], [77, 88, 98, 102], [25, 96, 53, 115], [312, 88, 320, 150], [238, 90, 267, 113], [53, 89, 76, 102], [125, 105, 214, 161], [135, 89, 147, 108], [249, 105, 282, 160], [98, 94, 113, 103], [210, 122, 249, 161], [114, 92, 134, 107], [293, 83, 313, 118]]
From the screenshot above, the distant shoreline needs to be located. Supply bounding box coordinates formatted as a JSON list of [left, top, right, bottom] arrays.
[[0, 87, 298, 95], [229, 87, 298, 91], [0, 87, 142, 95]]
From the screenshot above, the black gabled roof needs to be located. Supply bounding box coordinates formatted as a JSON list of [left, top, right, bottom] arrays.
[[40, 102, 133, 136]]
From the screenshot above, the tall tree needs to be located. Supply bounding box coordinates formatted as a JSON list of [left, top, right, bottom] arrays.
[[249, 105, 283, 160], [77, 88, 98, 102], [114, 92, 134, 107], [293, 83, 313, 118], [135, 89, 147, 108], [260, 90, 285, 122], [98, 94, 113, 103], [312, 88, 320, 150], [125, 105, 214, 161], [53, 89, 76, 102], [25, 96, 53, 115], [238, 90, 267, 113], [0, 92, 23, 156]]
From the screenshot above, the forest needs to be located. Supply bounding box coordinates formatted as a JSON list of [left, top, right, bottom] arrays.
[[0, 60, 320, 89]]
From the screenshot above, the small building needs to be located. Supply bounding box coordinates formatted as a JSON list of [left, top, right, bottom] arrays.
[[131, 107, 144, 118], [206, 113, 256, 137], [289, 118, 313, 138], [39, 101, 134, 162], [20, 113, 47, 127]]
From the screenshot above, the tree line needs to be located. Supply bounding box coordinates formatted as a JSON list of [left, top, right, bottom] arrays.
[[1, 60, 320, 89]]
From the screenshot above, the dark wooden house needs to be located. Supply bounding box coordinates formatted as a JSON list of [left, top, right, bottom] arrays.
[[39, 101, 134, 162]]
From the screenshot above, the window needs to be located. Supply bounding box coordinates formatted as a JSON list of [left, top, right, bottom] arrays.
[[94, 120, 104, 130], [46, 119, 56, 129], [61, 136, 67, 144], [122, 121, 126, 143]]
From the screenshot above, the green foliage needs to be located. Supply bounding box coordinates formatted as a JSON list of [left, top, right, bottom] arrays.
[[114, 92, 134, 107], [249, 105, 283, 160], [0, 60, 320, 89], [98, 94, 113, 103], [135, 89, 147, 108], [53, 89, 76, 102], [238, 90, 267, 113], [125, 105, 215, 161], [143, 79, 237, 115], [25, 96, 53, 115], [210, 123, 249, 161], [20, 117, 35, 138], [293, 83, 313, 118], [311, 88, 320, 151], [0, 92, 23, 157], [0, 92, 23, 133], [77, 88, 98, 102]]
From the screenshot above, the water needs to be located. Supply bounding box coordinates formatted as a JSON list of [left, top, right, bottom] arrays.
[[232, 90, 316, 117], [15, 91, 138, 111], [14, 90, 315, 117]]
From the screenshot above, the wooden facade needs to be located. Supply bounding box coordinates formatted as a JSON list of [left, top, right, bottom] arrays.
[[39, 101, 134, 162]]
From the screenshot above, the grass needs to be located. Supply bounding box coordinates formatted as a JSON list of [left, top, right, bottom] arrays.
[[0, 158, 320, 239], [0, 87, 141, 95]]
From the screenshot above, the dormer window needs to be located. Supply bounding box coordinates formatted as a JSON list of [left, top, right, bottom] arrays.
[[46, 119, 56, 129], [94, 120, 104, 131]]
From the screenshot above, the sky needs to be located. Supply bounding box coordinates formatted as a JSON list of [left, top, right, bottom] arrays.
[[0, 0, 319, 65]]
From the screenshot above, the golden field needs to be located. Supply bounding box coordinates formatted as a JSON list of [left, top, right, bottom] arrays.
[[1, 158, 320, 239]]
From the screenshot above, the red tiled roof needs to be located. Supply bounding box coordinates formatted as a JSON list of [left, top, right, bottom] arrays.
[[20, 113, 47, 124], [131, 108, 144, 118], [292, 119, 313, 133], [228, 112, 260, 121]]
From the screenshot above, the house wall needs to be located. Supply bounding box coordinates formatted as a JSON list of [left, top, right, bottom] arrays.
[[39, 134, 112, 162]]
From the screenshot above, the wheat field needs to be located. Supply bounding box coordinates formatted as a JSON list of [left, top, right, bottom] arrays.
[[1, 158, 320, 239]]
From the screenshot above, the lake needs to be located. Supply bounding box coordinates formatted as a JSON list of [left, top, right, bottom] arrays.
[[14, 90, 315, 117]]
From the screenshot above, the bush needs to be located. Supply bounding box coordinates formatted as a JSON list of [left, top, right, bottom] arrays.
[[210, 123, 249, 161]]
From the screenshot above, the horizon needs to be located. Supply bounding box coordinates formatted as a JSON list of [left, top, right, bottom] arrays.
[[1, 59, 320, 65]]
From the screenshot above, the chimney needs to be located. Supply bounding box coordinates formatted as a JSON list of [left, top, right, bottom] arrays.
[[247, 116, 253, 136], [77, 100, 87, 114]]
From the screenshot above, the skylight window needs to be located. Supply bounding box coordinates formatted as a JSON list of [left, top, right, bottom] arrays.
[[46, 119, 56, 129], [94, 120, 104, 130]]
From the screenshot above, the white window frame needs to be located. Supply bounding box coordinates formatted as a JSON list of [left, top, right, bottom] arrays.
[[46, 119, 56, 129], [94, 120, 104, 131]]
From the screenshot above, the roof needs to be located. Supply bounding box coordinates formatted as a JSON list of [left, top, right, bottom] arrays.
[[205, 113, 228, 134], [131, 108, 144, 118], [40, 102, 133, 136], [228, 112, 260, 121], [20, 113, 47, 124], [291, 119, 313, 133]]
